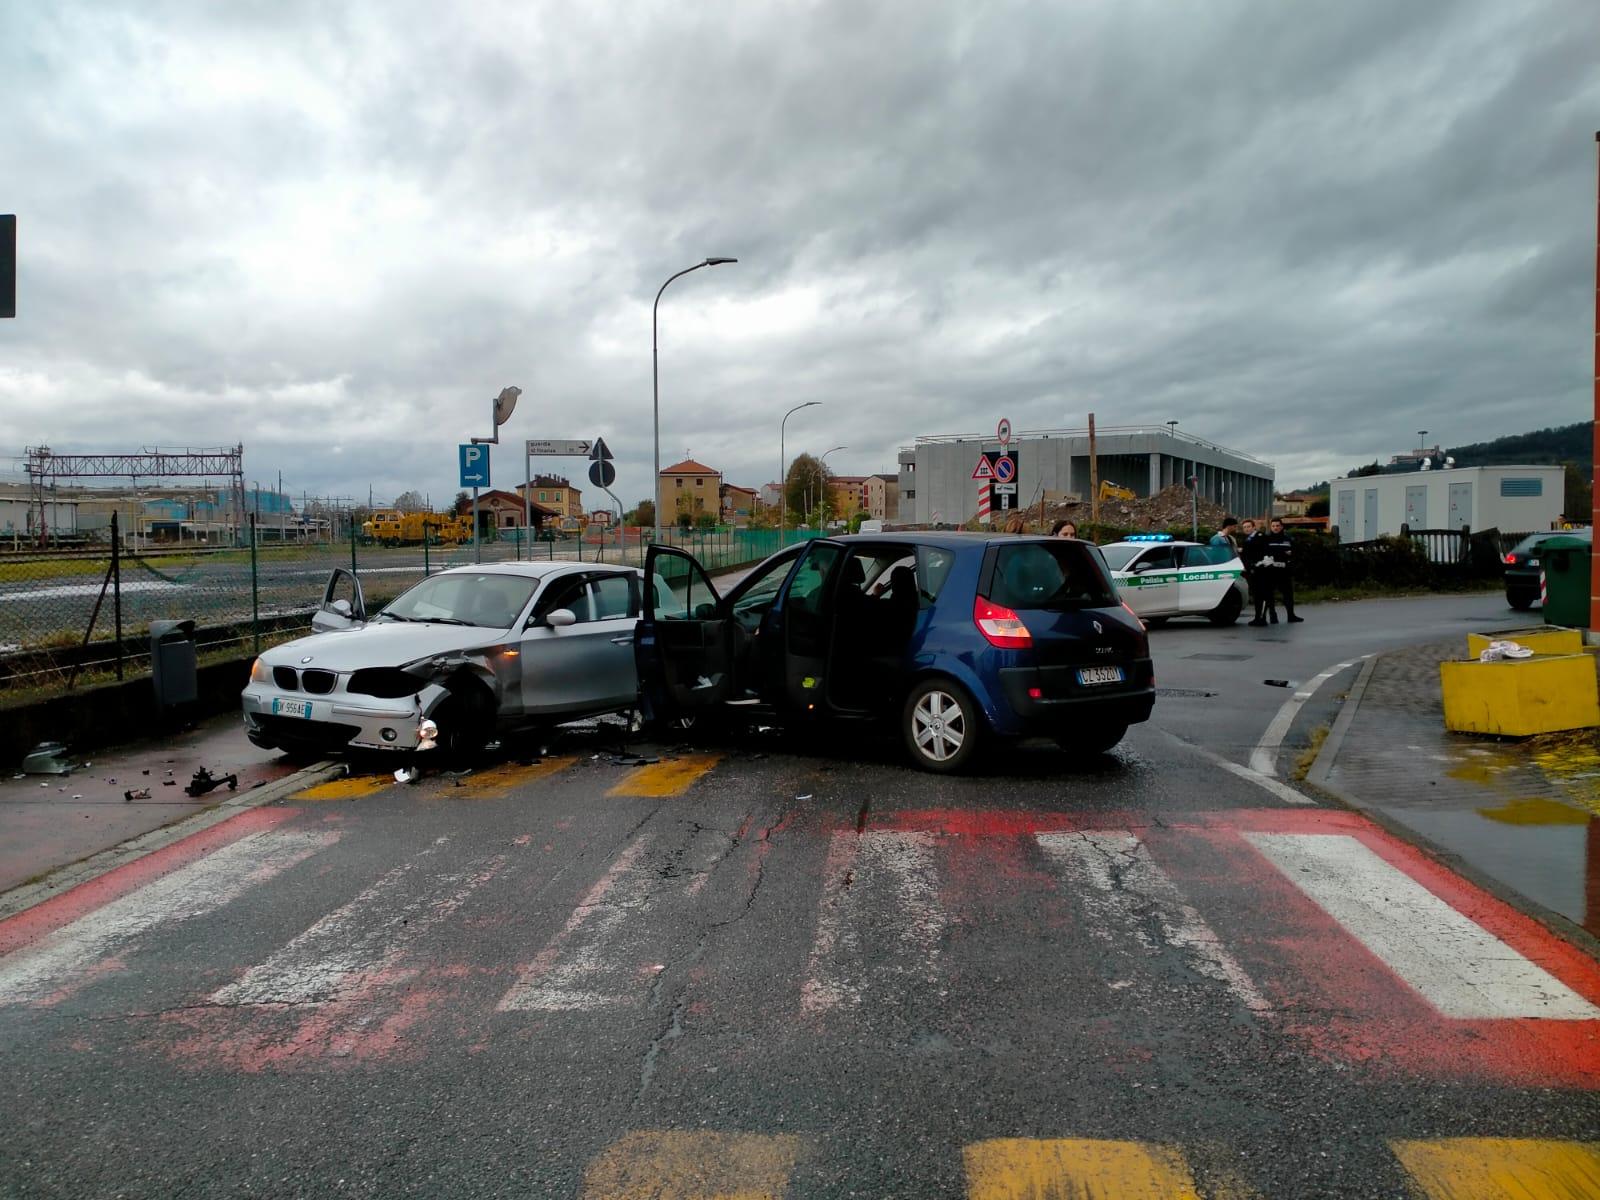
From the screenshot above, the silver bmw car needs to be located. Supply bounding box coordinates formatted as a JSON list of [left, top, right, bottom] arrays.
[[242, 562, 674, 759]]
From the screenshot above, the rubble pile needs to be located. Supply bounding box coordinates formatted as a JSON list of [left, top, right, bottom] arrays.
[[1042, 484, 1231, 532]]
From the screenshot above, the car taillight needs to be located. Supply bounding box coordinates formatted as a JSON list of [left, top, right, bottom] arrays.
[[1121, 600, 1144, 627], [1503, 553, 1516, 565], [974, 596, 1032, 648]]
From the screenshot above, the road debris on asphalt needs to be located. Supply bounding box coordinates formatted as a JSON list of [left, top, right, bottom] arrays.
[[1476, 639, 1534, 662], [21, 742, 74, 775], [394, 766, 420, 784], [123, 788, 151, 802], [183, 767, 239, 797]]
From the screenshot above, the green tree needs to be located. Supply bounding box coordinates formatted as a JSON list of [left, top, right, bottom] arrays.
[[629, 499, 655, 528], [694, 511, 717, 530], [1307, 497, 1330, 518], [1564, 462, 1592, 522], [785, 453, 828, 526]]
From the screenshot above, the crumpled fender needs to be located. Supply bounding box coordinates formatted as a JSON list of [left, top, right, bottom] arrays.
[[405, 645, 518, 714]]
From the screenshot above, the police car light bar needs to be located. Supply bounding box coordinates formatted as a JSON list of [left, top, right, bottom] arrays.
[[1125, 533, 1174, 542]]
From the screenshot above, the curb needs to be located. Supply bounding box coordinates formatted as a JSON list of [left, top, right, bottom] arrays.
[[1299, 646, 1600, 962], [0, 757, 346, 923]]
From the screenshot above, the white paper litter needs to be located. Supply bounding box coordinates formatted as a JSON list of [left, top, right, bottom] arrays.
[[1478, 639, 1535, 662]]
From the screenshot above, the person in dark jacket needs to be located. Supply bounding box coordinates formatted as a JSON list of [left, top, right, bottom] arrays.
[[1262, 517, 1303, 622], [1240, 518, 1273, 625]]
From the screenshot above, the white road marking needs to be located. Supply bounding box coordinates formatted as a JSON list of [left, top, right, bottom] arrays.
[[497, 837, 655, 1012], [1245, 832, 1600, 1020], [1162, 730, 1315, 805], [1037, 831, 1271, 1013], [800, 830, 945, 1016], [1250, 656, 1368, 776], [211, 838, 504, 1006], [0, 830, 338, 1006]]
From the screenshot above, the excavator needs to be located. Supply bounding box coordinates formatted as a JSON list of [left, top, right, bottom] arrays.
[[1097, 480, 1137, 503]]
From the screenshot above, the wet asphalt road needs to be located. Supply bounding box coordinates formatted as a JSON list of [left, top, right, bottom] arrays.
[[4, 592, 1599, 1198]]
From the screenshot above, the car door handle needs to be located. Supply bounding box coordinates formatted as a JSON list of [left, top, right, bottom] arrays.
[[610, 635, 633, 644]]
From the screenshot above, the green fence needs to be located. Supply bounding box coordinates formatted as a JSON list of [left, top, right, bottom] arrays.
[[0, 518, 824, 697]]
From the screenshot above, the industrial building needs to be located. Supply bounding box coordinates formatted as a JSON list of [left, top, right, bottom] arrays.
[[896, 424, 1274, 526], [1330, 465, 1565, 542]]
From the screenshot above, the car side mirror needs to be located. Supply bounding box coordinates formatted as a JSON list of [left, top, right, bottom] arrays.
[[330, 599, 353, 617], [546, 608, 578, 628], [1131, 562, 1152, 574], [693, 602, 717, 620]]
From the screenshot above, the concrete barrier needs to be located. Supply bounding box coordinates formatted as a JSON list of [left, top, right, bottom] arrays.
[[1466, 626, 1586, 659], [1441, 654, 1600, 737]]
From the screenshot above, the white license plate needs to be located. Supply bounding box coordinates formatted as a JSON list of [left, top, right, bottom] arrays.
[[1077, 666, 1125, 686], [272, 697, 313, 720], [1527, 558, 1539, 568]]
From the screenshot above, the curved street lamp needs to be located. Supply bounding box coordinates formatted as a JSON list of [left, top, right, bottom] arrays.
[[779, 401, 821, 546], [815, 445, 846, 530], [653, 257, 737, 543]]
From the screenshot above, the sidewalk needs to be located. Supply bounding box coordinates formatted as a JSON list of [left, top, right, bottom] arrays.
[[0, 714, 305, 895], [1310, 638, 1600, 941]]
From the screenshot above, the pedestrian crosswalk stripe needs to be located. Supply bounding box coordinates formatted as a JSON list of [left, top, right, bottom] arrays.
[[443, 755, 578, 798], [0, 830, 337, 1006], [1389, 1138, 1600, 1199], [1245, 833, 1600, 1019], [1036, 831, 1271, 1014], [580, 1130, 804, 1200], [964, 1137, 1203, 1199], [607, 754, 723, 798], [211, 837, 505, 1006], [800, 830, 944, 1016]]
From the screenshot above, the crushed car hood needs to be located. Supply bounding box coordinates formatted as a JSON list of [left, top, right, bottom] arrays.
[[261, 621, 509, 672]]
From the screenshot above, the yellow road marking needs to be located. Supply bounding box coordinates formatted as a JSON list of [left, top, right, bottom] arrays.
[[581, 1130, 803, 1199], [1390, 1138, 1600, 1199], [964, 1138, 1203, 1200], [291, 775, 392, 801], [437, 756, 578, 799], [608, 754, 723, 798]]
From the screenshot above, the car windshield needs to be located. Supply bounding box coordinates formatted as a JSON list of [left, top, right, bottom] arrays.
[[379, 572, 539, 628], [989, 541, 1118, 610], [1099, 545, 1142, 571]]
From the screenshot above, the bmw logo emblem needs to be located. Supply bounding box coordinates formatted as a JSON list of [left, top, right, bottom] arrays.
[[1092, 620, 1104, 634], [300, 656, 314, 664]]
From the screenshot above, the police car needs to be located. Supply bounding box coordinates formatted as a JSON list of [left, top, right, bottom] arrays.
[[1098, 534, 1248, 626]]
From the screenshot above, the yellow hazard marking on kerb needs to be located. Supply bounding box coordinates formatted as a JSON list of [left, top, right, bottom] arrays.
[[435, 756, 577, 799], [1390, 1138, 1600, 1199], [581, 1130, 803, 1200], [960, 1139, 1203, 1196], [964, 1138, 1203, 1200], [291, 774, 392, 801], [608, 754, 723, 798]]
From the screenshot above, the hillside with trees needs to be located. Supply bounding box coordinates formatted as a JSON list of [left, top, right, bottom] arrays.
[[1444, 421, 1590, 471]]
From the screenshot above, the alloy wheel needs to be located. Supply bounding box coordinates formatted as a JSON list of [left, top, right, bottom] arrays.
[[912, 689, 967, 763]]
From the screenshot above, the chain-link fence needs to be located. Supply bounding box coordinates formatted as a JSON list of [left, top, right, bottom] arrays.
[[0, 516, 823, 699]]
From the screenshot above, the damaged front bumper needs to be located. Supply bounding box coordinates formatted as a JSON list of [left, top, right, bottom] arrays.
[[241, 680, 450, 753]]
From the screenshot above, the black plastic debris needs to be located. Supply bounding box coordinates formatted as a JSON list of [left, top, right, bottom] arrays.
[[1263, 679, 1292, 688], [123, 788, 151, 802], [183, 767, 239, 797]]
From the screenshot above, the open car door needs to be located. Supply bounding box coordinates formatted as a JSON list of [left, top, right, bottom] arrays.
[[634, 545, 736, 724], [310, 568, 366, 633]]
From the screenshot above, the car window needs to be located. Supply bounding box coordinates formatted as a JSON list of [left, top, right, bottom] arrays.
[[652, 554, 720, 621], [1182, 545, 1222, 568], [916, 546, 956, 602], [650, 574, 687, 619], [1134, 547, 1178, 571], [531, 574, 594, 624], [383, 572, 539, 627], [591, 573, 638, 620], [1099, 544, 1140, 571], [786, 543, 842, 618], [989, 542, 1117, 611], [731, 554, 795, 616]]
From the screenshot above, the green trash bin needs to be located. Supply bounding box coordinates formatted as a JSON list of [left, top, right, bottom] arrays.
[[1540, 534, 1591, 629]]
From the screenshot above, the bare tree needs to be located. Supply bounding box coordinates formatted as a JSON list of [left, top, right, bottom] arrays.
[[393, 490, 427, 513]]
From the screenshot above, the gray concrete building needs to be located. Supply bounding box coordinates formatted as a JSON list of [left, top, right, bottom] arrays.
[[896, 424, 1274, 526]]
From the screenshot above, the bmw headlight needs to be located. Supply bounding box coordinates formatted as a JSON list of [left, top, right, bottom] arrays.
[[249, 657, 269, 683]]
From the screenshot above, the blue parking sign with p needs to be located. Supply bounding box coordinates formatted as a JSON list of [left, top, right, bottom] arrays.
[[459, 443, 490, 488]]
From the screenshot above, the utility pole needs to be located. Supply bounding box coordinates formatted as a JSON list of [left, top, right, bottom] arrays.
[[1590, 132, 1599, 631], [1088, 413, 1100, 529]]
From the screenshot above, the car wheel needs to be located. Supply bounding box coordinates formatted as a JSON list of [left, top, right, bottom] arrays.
[[1144, 615, 1168, 628], [1507, 594, 1534, 611], [1207, 588, 1243, 626], [902, 678, 980, 773], [431, 687, 495, 764], [1057, 722, 1129, 756]]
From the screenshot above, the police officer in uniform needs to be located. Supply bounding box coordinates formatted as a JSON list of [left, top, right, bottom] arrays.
[[1261, 517, 1303, 623]]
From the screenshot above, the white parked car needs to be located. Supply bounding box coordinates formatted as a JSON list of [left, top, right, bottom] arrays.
[[241, 562, 674, 759], [1099, 536, 1248, 626]]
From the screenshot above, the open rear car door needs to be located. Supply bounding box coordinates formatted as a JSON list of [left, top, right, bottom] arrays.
[[634, 545, 737, 724], [311, 568, 366, 633]]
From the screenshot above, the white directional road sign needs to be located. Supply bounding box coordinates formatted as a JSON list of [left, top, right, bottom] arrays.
[[993, 482, 1017, 495], [526, 439, 592, 457]]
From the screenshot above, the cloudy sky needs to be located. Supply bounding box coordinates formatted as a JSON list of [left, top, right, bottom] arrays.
[[2, 0, 1595, 507]]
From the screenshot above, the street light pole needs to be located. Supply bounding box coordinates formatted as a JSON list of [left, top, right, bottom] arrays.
[[779, 401, 820, 547], [820, 445, 846, 531], [653, 257, 737, 545]]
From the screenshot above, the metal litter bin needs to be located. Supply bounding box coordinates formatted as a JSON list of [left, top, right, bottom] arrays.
[[1540, 536, 1591, 630], [150, 619, 198, 713]]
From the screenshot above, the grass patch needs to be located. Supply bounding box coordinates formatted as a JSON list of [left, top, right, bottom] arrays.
[[1296, 579, 1502, 605], [1292, 724, 1330, 782]]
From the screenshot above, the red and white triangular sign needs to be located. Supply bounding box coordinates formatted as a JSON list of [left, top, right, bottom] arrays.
[[971, 455, 996, 480]]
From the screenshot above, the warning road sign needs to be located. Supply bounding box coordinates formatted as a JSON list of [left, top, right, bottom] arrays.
[[971, 455, 996, 481]]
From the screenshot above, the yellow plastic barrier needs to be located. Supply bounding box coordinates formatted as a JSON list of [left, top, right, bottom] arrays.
[[1466, 627, 1585, 659], [1441, 654, 1600, 737]]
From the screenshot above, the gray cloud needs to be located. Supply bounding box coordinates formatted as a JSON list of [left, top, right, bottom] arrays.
[[1, 0, 1594, 507]]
